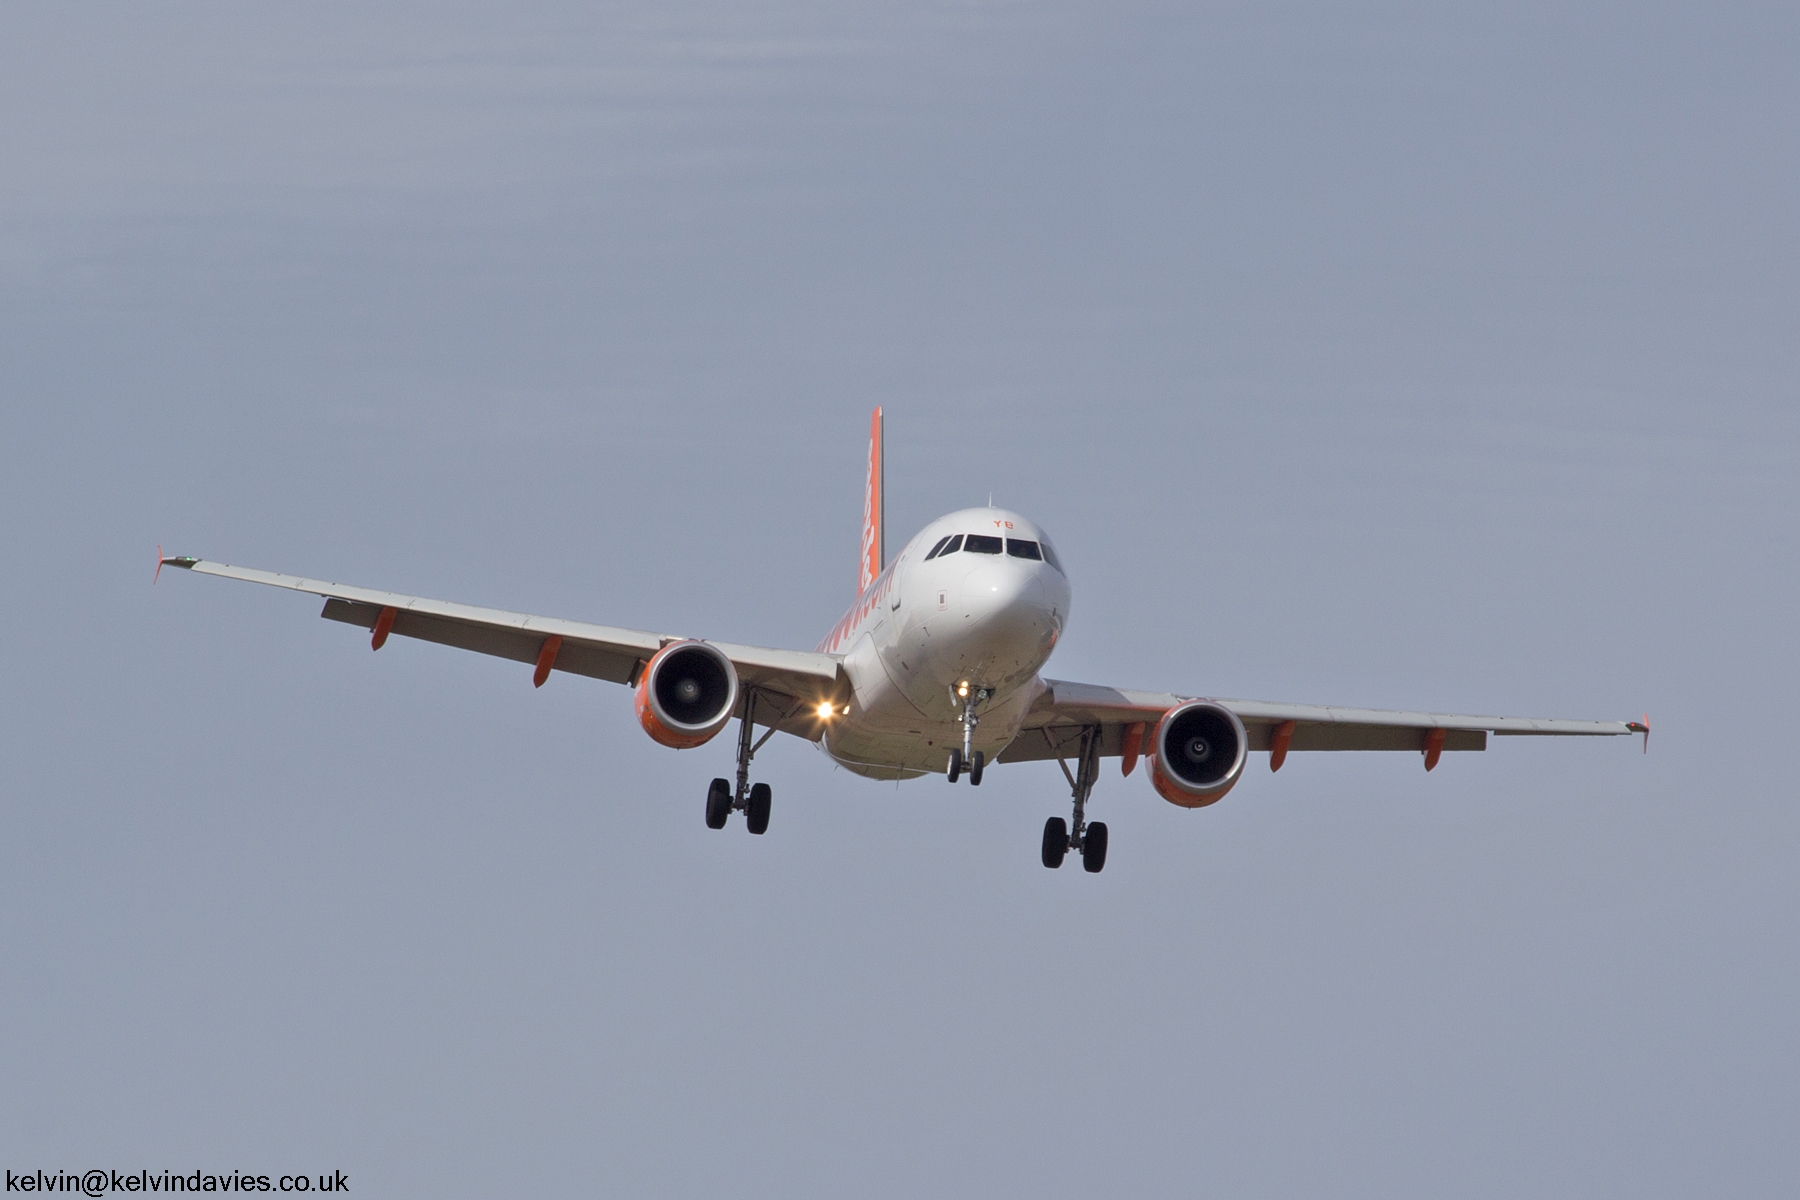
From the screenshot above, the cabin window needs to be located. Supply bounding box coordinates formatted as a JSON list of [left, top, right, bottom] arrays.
[[963, 534, 1003, 555], [924, 535, 954, 560], [1005, 538, 1042, 560]]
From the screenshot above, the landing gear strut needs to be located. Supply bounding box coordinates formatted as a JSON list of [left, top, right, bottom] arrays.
[[704, 689, 780, 834], [1043, 725, 1107, 873]]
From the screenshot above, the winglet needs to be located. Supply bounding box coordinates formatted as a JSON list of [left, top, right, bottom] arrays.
[[859, 407, 885, 595], [157, 550, 201, 584], [1627, 714, 1650, 754]]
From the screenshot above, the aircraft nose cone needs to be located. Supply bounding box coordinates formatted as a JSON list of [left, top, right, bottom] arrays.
[[963, 561, 1062, 649]]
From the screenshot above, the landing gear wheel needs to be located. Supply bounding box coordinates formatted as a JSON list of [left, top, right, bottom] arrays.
[[1082, 821, 1108, 873], [705, 778, 731, 829], [746, 782, 772, 835], [969, 750, 985, 786], [947, 748, 964, 783], [1041, 817, 1069, 868]]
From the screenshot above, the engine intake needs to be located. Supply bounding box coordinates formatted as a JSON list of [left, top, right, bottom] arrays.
[[1149, 700, 1248, 808], [634, 640, 739, 749]]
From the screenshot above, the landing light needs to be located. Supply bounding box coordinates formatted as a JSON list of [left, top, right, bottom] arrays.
[[817, 702, 836, 719], [957, 682, 969, 698]]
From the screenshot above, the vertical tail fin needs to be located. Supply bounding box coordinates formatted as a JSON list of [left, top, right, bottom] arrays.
[[859, 407, 885, 594]]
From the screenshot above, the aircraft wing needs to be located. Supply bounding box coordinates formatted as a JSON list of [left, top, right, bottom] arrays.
[[999, 678, 1643, 764], [158, 557, 849, 728]]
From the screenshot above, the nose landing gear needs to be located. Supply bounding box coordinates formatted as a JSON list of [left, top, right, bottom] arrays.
[[1042, 725, 1107, 873], [946, 687, 990, 785]]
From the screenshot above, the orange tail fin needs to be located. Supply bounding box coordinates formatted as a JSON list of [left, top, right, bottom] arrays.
[[859, 407, 885, 594]]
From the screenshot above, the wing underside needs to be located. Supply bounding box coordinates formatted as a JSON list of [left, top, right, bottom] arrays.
[[161, 558, 849, 736], [999, 679, 1639, 764]]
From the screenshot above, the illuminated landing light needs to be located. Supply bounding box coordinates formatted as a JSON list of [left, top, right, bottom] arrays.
[[817, 702, 837, 719], [957, 682, 969, 698]]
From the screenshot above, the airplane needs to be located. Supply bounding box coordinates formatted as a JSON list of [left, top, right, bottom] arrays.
[[157, 408, 1646, 873]]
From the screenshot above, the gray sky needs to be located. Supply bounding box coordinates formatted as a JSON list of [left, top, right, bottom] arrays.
[[3, 3, 1796, 1196]]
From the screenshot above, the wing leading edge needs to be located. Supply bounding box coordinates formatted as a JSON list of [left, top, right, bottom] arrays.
[[999, 678, 1642, 764], [159, 558, 848, 736]]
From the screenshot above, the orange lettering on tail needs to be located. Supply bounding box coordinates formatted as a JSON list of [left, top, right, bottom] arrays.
[[859, 407, 885, 595]]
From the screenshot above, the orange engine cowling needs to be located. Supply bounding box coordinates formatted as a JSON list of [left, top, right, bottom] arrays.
[[1148, 700, 1248, 808], [634, 640, 740, 749]]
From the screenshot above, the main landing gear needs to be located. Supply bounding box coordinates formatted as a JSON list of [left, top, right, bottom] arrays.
[[1042, 725, 1107, 873], [946, 686, 989, 786], [705, 691, 778, 835]]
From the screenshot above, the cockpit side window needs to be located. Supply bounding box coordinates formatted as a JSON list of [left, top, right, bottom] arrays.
[[964, 534, 1003, 555], [924, 535, 954, 560], [1005, 538, 1042, 560], [939, 534, 964, 556], [1038, 537, 1064, 573]]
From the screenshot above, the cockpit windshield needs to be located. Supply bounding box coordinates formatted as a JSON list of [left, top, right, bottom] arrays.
[[1005, 539, 1042, 560], [926, 531, 1065, 568]]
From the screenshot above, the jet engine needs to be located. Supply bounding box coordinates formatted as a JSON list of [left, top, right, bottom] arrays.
[[1148, 700, 1248, 808], [634, 640, 740, 749]]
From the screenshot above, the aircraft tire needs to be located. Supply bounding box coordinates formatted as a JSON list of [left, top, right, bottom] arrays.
[[1041, 817, 1069, 868], [1082, 822, 1108, 874], [746, 782, 772, 835], [947, 748, 964, 783], [705, 778, 731, 829], [969, 751, 985, 786]]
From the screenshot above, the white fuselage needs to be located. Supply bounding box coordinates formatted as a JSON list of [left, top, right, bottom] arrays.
[[813, 507, 1072, 779]]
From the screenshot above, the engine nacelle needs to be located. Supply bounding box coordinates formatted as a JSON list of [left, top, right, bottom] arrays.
[[634, 640, 739, 749], [1149, 700, 1248, 808]]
